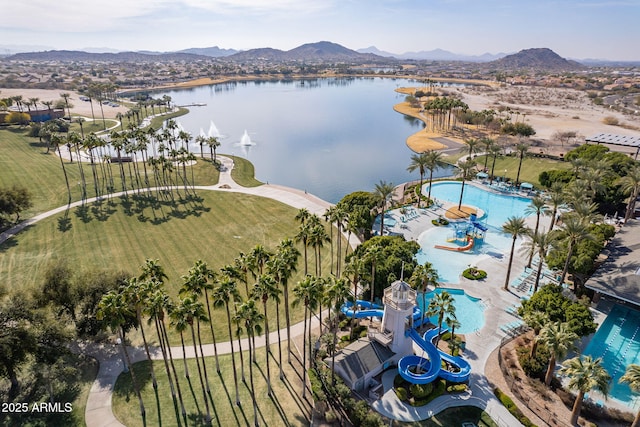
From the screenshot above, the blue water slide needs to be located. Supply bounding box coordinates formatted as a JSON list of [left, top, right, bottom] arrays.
[[422, 328, 471, 383], [340, 300, 384, 319], [398, 329, 442, 384]]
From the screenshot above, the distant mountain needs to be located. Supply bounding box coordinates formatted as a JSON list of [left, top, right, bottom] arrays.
[[177, 46, 238, 57], [5, 50, 208, 62], [357, 46, 507, 62], [490, 48, 584, 71], [228, 41, 384, 62]]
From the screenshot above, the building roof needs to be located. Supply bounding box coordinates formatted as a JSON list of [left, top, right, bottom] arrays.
[[586, 133, 640, 149], [585, 220, 640, 305], [327, 338, 395, 386]]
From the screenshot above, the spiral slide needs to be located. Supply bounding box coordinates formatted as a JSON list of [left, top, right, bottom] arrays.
[[398, 328, 471, 384], [341, 300, 385, 319]]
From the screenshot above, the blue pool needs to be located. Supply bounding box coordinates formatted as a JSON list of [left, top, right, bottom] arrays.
[[416, 288, 485, 334], [584, 304, 640, 407], [425, 181, 533, 228]]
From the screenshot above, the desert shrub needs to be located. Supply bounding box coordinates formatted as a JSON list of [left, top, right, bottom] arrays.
[[446, 384, 468, 393], [395, 387, 408, 401], [603, 116, 619, 125], [410, 382, 433, 398], [440, 332, 452, 341], [494, 388, 538, 427], [517, 345, 550, 379], [462, 267, 487, 280]]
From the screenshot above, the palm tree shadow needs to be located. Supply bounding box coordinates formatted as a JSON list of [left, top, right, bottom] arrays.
[[280, 366, 312, 420], [213, 373, 244, 426], [185, 376, 202, 416], [153, 387, 163, 427]]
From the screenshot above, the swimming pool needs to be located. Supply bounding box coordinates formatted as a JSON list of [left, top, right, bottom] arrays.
[[425, 181, 533, 228], [416, 288, 485, 334], [584, 304, 640, 407]]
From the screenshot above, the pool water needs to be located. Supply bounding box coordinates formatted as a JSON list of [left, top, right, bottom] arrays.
[[584, 304, 640, 407], [425, 181, 533, 228], [416, 288, 485, 334]]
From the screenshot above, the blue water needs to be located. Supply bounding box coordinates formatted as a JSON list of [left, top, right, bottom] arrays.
[[425, 181, 533, 228], [416, 288, 485, 334], [153, 78, 456, 203], [584, 304, 640, 407]]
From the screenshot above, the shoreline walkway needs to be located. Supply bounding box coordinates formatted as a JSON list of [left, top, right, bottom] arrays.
[[0, 156, 523, 426]]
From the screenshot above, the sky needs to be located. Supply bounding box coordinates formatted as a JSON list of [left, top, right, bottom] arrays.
[[2, 0, 639, 61]]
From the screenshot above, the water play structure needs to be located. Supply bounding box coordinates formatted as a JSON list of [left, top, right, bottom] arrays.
[[433, 213, 487, 252], [340, 281, 471, 385]]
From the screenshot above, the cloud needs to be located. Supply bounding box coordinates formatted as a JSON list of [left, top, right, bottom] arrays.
[[181, 0, 334, 13]]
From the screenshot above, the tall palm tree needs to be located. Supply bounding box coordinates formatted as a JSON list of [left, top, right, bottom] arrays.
[[364, 244, 385, 304], [206, 136, 220, 161], [502, 216, 528, 291], [50, 133, 72, 204], [620, 364, 640, 427], [522, 310, 549, 358], [292, 275, 321, 399], [424, 150, 443, 203], [124, 278, 158, 389], [545, 182, 566, 230], [560, 355, 610, 426], [537, 321, 578, 386], [522, 230, 553, 293], [407, 152, 429, 208], [326, 276, 351, 384], [556, 215, 593, 287], [456, 158, 477, 210], [212, 275, 242, 405], [343, 257, 366, 340], [409, 262, 439, 328], [295, 222, 312, 276], [619, 164, 640, 223], [251, 273, 279, 396], [97, 291, 146, 420], [480, 137, 494, 171], [234, 299, 264, 427], [524, 196, 549, 267], [180, 260, 220, 372], [426, 290, 455, 345], [272, 238, 300, 365], [463, 138, 480, 160], [514, 143, 529, 187], [488, 144, 503, 186], [373, 180, 395, 236], [308, 223, 330, 276]]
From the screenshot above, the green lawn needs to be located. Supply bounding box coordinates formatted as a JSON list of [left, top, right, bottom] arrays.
[[0, 128, 220, 216], [474, 154, 571, 186], [113, 343, 311, 427]]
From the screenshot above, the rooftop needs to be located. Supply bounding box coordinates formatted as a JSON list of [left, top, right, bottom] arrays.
[[328, 338, 395, 386], [586, 133, 640, 149], [585, 220, 640, 305]]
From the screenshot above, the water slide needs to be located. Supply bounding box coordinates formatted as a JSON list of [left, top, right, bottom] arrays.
[[398, 328, 471, 384], [341, 300, 384, 319], [434, 236, 474, 252]]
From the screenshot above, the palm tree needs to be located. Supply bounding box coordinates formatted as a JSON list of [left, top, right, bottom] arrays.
[[235, 299, 264, 427], [124, 278, 158, 389], [480, 137, 494, 171], [523, 230, 553, 293], [407, 153, 429, 208], [620, 364, 640, 427], [408, 262, 439, 328], [206, 136, 220, 161], [364, 244, 385, 304], [545, 182, 566, 230], [463, 138, 480, 160], [522, 310, 549, 358], [251, 273, 279, 396], [97, 291, 146, 420], [514, 143, 529, 187], [50, 133, 72, 204], [180, 260, 220, 373], [488, 144, 503, 186], [326, 277, 351, 384], [424, 150, 443, 203], [426, 291, 455, 346], [524, 196, 549, 267], [292, 275, 321, 399], [373, 180, 395, 236], [456, 158, 477, 210], [619, 164, 640, 222], [560, 355, 610, 426], [556, 215, 593, 287], [294, 213, 312, 276], [501, 216, 528, 291], [272, 238, 300, 365], [343, 257, 366, 340], [537, 321, 578, 386], [308, 223, 330, 276], [212, 275, 242, 405], [59, 93, 72, 118]]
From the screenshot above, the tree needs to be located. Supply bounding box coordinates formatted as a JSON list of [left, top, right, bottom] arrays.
[[408, 262, 439, 328], [426, 290, 455, 345], [97, 290, 146, 420], [326, 277, 351, 384], [124, 278, 158, 389], [373, 180, 395, 236], [0, 186, 32, 223], [294, 208, 312, 275], [555, 215, 593, 287], [620, 364, 640, 427], [514, 143, 529, 187], [308, 223, 330, 276], [212, 275, 242, 405], [488, 144, 503, 186], [537, 321, 578, 386], [364, 243, 385, 303], [501, 216, 528, 291], [407, 153, 429, 208], [463, 138, 480, 160], [292, 275, 321, 399], [235, 299, 264, 427], [59, 93, 72, 118], [522, 230, 552, 293], [206, 136, 220, 161], [424, 150, 444, 203], [456, 158, 477, 210], [545, 182, 566, 230], [560, 356, 610, 426], [619, 164, 640, 222], [524, 196, 549, 268], [522, 310, 549, 358], [251, 273, 279, 396]]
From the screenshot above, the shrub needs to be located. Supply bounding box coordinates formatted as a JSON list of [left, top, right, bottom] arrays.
[[517, 345, 550, 379], [603, 116, 619, 125], [494, 388, 538, 427], [462, 267, 487, 280], [410, 382, 433, 398], [325, 410, 337, 423], [395, 387, 408, 401], [440, 332, 452, 341], [446, 384, 468, 393]]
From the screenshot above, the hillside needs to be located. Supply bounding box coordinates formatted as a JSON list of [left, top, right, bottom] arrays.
[[489, 48, 585, 71], [227, 41, 384, 62], [5, 50, 207, 62]]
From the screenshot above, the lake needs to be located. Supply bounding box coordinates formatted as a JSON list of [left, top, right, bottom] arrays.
[[155, 77, 456, 203]]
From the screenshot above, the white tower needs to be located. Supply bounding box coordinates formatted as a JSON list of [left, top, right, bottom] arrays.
[[380, 280, 415, 355]]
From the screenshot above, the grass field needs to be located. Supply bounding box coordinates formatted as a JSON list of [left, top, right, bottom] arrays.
[[113, 343, 311, 427], [473, 154, 571, 186], [395, 405, 498, 426]]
